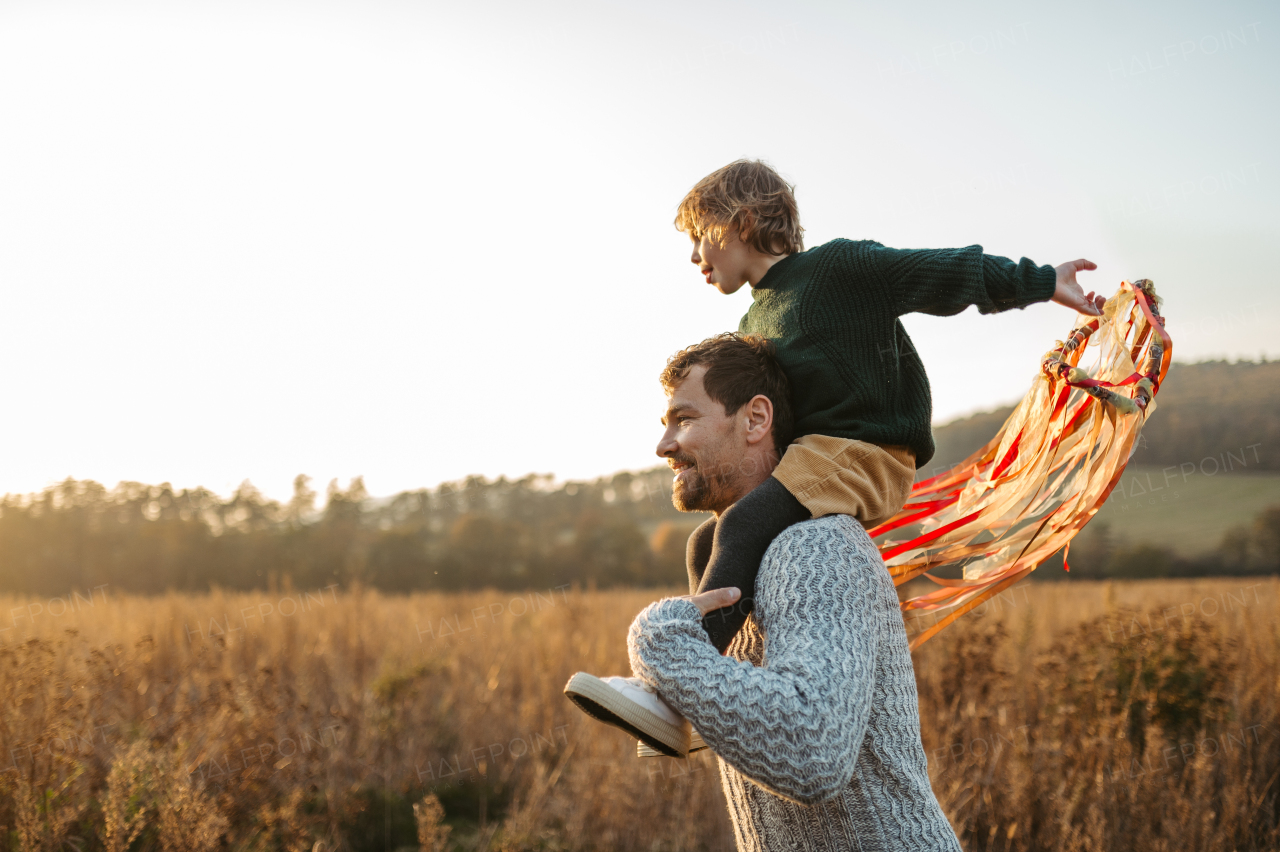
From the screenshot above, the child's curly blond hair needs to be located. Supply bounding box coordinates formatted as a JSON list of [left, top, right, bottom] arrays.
[[674, 159, 804, 256]]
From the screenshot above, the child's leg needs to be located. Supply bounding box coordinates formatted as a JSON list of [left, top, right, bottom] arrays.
[[685, 516, 717, 595], [695, 476, 810, 653]]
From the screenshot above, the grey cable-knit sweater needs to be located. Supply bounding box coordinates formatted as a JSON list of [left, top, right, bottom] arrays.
[[628, 514, 962, 852]]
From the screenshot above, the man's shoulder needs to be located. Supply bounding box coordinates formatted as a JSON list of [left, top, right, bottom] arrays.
[[763, 515, 880, 572], [786, 513, 861, 534], [755, 515, 889, 612]]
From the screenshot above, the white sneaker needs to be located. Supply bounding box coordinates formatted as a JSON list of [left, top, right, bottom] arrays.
[[564, 673, 691, 757]]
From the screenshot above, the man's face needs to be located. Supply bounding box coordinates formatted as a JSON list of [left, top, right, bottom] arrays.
[[656, 365, 747, 514], [689, 229, 752, 295]]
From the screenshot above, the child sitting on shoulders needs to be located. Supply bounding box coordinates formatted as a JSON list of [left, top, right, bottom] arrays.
[[566, 159, 1105, 757]]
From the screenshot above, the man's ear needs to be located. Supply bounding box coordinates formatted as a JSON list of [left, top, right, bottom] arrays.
[[742, 394, 774, 447]]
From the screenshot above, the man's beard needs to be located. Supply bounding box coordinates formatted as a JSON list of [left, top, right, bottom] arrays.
[[671, 456, 737, 513]]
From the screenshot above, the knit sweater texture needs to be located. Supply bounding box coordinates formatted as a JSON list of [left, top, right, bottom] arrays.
[[628, 514, 962, 852], [738, 239, 1057, 468]]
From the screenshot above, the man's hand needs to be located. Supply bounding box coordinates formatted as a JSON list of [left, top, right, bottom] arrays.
[[680, 587, 742, 615], [1052, 258, 1106, 316]]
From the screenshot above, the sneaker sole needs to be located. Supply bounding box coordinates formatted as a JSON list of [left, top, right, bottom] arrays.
[[638, 730, 706, 758], [563, 672, 690, 758]]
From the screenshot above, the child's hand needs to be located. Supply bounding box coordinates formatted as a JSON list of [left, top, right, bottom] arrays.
[[680, 587, 742, 616], [1051, 259, 1106, 316]]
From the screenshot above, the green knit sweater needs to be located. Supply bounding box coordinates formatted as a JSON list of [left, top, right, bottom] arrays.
[[738, 239, 1058, 469]]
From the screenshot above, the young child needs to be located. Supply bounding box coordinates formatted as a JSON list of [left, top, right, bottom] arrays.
[[565, 159, 1106, 758]]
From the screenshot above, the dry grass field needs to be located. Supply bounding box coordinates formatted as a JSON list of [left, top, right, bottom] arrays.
[[1, 577, 1278, 852]]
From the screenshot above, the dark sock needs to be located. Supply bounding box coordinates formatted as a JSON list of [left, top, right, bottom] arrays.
[[697, 477, 810, 653]]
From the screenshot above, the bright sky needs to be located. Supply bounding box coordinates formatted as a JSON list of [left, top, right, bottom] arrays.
[[1, 0, 1276, 501]]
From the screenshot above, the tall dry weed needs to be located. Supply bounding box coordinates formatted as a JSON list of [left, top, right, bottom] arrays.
[[413, 793, 450, 852], [10, 767, 88, 852], [99, 739, 229, 852], [154, 771, 229, 852], [103, 742, 152, 852]]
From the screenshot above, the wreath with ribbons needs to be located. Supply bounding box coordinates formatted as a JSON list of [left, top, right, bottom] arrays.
[[871, 279, 1172, 649]]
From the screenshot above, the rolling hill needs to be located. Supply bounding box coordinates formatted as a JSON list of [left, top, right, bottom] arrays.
[[926, 360, 1280, 558]]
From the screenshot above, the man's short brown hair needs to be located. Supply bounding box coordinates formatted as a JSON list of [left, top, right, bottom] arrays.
[[673, 159, 804, 256], [660, 332, 794, 452]]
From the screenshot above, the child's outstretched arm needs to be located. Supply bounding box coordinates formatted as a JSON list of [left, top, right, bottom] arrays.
[[863, 242, 1102, 318]]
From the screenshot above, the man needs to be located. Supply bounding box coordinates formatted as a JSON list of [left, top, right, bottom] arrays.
[[567, 332, 962, 852]]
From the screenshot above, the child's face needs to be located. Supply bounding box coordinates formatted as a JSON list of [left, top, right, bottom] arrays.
[[688, 228, 753, 295]]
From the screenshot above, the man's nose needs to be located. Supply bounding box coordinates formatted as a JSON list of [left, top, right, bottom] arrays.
[[656, 430, 678, 458]]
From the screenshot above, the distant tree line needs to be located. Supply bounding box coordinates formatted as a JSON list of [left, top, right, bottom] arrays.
[[2, 469, 1274, 597], [1, 359, 1275, 596], [0, 472, 703, 597]]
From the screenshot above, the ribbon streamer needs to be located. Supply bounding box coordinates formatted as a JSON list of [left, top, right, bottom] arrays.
[[869, 280, 1170, 650]]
